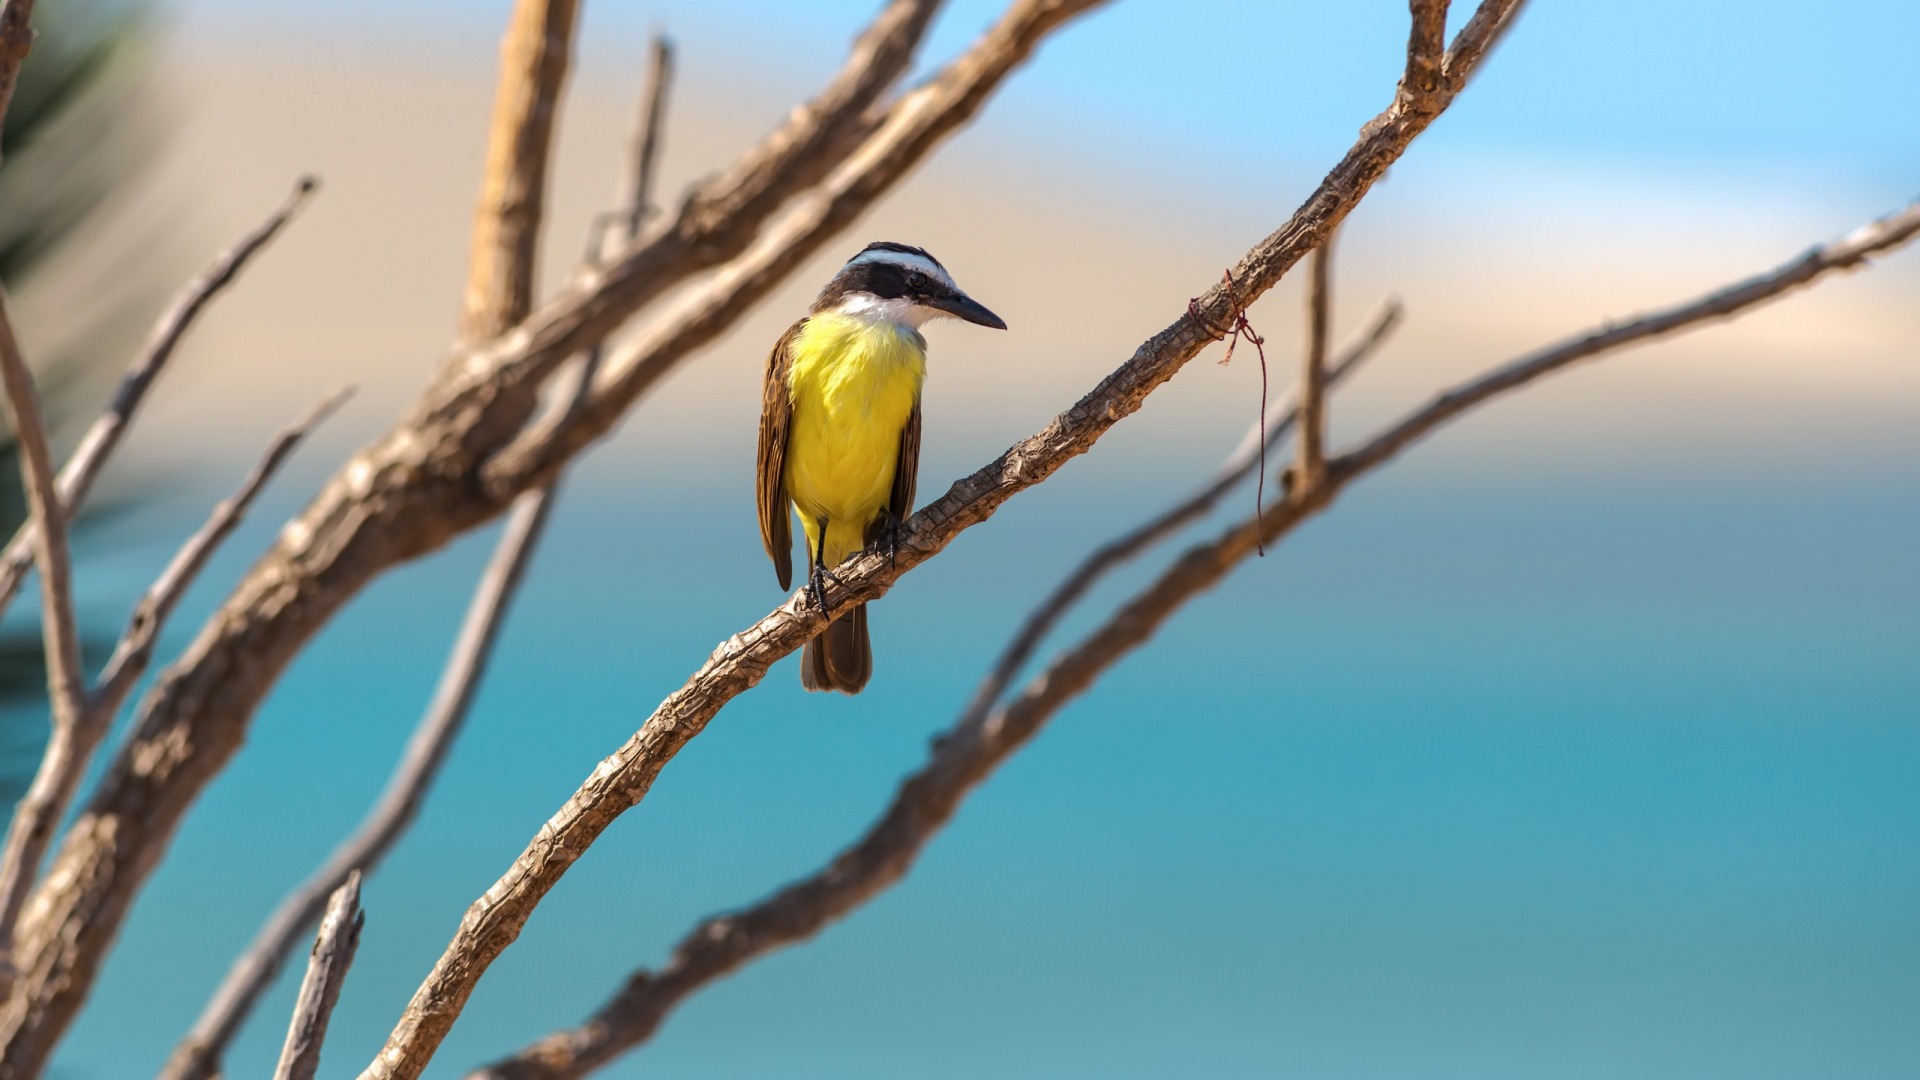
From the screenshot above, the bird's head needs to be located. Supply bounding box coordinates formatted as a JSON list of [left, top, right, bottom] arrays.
[[811, 242, 1007, 331]]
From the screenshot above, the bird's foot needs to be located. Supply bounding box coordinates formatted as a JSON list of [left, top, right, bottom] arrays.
[[806, 561, 846, 615], [867, 514, 907, 568]]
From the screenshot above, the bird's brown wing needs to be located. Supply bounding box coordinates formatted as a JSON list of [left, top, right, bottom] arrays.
[[888, 399, 921, 531], [757, 319, 805, 591]]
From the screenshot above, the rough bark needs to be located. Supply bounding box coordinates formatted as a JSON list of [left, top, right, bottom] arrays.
[[270, 873, 363, 1080], [457, 0, 580, 344]]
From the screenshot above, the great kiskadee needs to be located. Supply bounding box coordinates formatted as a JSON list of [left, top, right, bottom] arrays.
[[757, 242, 1006, 694]]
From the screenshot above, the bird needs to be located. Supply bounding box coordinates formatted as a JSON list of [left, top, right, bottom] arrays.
[[757, 241, 1006, 694]]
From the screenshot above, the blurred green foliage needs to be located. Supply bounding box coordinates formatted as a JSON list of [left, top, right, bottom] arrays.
[[0, 0, 153, 755]]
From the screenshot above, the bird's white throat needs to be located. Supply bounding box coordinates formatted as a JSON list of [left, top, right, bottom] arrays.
[[833, 292, 938, 329]]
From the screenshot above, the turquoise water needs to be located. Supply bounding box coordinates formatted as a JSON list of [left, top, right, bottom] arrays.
[[15, 438, 1914, 1079]]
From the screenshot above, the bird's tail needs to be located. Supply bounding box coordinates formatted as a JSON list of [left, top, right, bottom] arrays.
[[802, 602, 870, 694]]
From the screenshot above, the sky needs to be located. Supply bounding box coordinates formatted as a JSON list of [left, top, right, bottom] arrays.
[[4, 2, 1917, 1079], [189, 0, 1920, 183]]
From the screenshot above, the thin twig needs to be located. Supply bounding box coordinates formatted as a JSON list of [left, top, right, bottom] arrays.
[[1295, 228, 1335, 495], [359, 9, 1524, 1077], [467, 196, 1920, 1080], [92, 388, 354, 722], [621, 36, 673, 243], [156, 35, 677, 1080], [0, 292, 83, 734], [271, 871, 364, 1080], [0, 177, 320, 622], [0, 287, 88, 993]]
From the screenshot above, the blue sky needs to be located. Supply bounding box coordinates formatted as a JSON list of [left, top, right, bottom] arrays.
[[193, 0, 1920, 187]]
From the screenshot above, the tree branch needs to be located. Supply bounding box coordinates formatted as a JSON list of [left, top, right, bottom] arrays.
[[0, 177, 320, 622], [271, 872, 364, 1080], [618, 36, 673, 243], [355, 8, 1523, 1076], [1401, 0, 1449, 113], [468, 195, 1920, 1080], [157, 36, 678, 1080], [459, 0, 580, 343], [0, 287, 87, 994]]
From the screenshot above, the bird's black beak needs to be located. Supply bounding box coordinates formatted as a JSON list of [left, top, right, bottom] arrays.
[[929, 291, 1007, 330]]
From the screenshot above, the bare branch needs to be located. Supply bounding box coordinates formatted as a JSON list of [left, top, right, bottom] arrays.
[[470, 196, 1920, 1080], [0, 292, 83, 733], [1439, 0, 1522, 91], [271, 872, 364, 1080], [92, 388, 354, 726], [618, 36, 674, 243], [0, 177, 320, 622], [356, 9, 1523, 1076], [0, 287, 87, 990], [1294, 228, 1335, 495], [1402, 0, 1449, 112], [459, 0, 581, 343]]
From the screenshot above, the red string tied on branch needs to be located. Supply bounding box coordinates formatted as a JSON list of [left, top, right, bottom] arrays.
[[1188, 268, 1271, 555]]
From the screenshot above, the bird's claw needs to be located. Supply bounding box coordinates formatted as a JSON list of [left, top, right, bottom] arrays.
[[867, 514, 906, 568], [806, 561, 846, 615]]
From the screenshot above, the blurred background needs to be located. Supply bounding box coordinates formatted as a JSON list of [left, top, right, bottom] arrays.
[[1, 1, 1916, 1077]]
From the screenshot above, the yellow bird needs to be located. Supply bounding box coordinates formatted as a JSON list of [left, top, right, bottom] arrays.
[[757, 242, 1006, 694]]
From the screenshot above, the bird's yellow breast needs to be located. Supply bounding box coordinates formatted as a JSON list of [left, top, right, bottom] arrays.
[[785, 313, 926, 563]]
